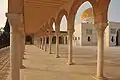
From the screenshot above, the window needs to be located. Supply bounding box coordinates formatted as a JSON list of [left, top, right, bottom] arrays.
[[111, 36, 114, 42], [110, 28, 116, 34], [88, 36, 91, 42], [78, 37, 80, 40], [75, 37, 77, 40], [86, 29, 92, 35]]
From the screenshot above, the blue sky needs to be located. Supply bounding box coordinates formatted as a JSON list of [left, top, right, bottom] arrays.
[[0, 0, 120, 29]]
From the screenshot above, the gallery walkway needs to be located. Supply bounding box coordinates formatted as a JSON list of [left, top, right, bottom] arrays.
[[19, 45, 120, 80]]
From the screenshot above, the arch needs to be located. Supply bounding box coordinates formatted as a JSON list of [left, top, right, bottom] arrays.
[[55, 9, 68, 31], [93, 0, 111, 24], [25, 35, 33, 44], [68, 0, 95, 29], [49, 17, 55, 30], [116, 29, 120, 46], [68, 0, 111, 29], [69, 0, 95, 16]]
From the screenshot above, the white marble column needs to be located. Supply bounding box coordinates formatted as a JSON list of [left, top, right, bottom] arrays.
[[40, 37, 42, 49], [40, 38, 42, 49], [22, 35, 25, 59], [44, 36, 47, 51], [67, 29, 74, 65], [7, 13, 25, 80], [64, 36, 66, 44], [94, 23, 107, 80], [41, 37, 44, 50], [39, 37, 41, 49], [37, 37, 39, 48], [48, 35, 52, 54], [19, 33, 25, 69], [56, 33, 59, 58], [10, 27, 20, 80]]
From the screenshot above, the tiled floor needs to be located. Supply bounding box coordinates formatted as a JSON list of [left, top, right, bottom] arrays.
[[20, 45, 120, 80]]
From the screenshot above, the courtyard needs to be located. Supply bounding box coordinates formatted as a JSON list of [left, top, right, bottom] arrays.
[[19, 45, 120, 80]]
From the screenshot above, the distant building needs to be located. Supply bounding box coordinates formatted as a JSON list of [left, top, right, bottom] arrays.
[[73, 8, 120, 47]]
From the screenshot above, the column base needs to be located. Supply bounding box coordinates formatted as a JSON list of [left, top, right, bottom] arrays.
[[44, 49, 47, 51], [49, 52, 52, 54], [23, 57, 26, 59], [42, 48, 44, 50], [20, 65, 26, 69], [67, 62, 75, 65], [93, 75, 107, 80], [56, 55, 60, 58]]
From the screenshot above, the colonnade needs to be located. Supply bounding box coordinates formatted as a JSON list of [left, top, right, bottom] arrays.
[[7, 0, 111, 80], [7, 14, 108, 80], [34, 33, 68, 54], [34, 22, 107, 80]]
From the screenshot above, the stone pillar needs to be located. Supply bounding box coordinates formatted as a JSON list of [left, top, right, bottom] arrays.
[[10, 27, 20, 80], [44, 36, 47, 51], [6, 13, 24, 80], [40, 38, 42, 49], [39, 37, 41, 49], [22, 35, 25, 59], [19, 33, 25, 69], [41, 37, 44, 50], [64, 36, 66, 44], [67, 29, 74, 65], [56, 33, 59, 58], [48, 35, 52, 54], [37, 37, 39, 48], [94, 23, 107, 80]]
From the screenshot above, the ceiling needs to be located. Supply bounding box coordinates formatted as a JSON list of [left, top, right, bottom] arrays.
[[24, 0, 71, 34]]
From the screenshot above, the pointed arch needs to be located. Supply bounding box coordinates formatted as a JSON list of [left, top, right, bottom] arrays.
[[68, 0, 96, 29], [55, 9, 68, 31]]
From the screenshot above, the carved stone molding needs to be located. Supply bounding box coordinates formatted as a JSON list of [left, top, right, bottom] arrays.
[[6, 13, 25, 34], [94, 22, 108, 32]]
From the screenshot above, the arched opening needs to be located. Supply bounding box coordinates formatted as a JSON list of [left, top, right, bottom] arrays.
[[52, 36, 56, 44], [52, 22, 55, 31], [60, 15, 67, 31], [73, 1, 95, 46], [25, 35, 33, 44], [116, 29, 120, 46], [59, 15, 67, 44], [56, 9, 68, 44], [52, 22, 56, 44], [108, 0, 120, 46], [59, 35, 64, 44]]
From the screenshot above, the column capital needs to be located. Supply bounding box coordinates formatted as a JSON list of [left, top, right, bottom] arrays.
[[67, 28, 75, 34], [6, 13, 25, 34], [94, 22, 108, 32], [56, 31, 60, 36], [6, 13, 23, 26]]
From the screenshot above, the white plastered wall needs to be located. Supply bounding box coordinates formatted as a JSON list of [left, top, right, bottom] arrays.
[[81, 23, 97, 46]]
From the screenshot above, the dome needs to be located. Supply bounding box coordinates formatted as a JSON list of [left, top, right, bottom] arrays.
[[80, 8, 93, 20]]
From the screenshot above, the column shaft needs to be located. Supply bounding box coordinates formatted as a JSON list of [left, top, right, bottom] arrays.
[[41, 37, 44, 50], [56, 34, 59, 58], [10, 27, 20, 80], [18, 33, 25, 69], [68, 30, 73, 65], [64, 36, 66, 44], [97, 30, 104, 77], [94, 23, 107, 80], [44, 36, 47, 51], [39, 38, 41, 49], [49, 35, 52, 54]]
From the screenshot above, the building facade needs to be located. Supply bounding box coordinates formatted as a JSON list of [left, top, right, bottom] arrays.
[[73, 8, 120, 47]]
